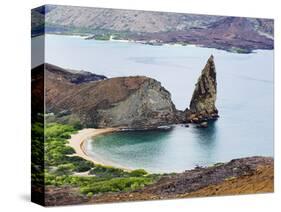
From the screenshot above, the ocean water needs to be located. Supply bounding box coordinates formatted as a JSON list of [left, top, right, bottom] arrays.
[[43, 34, 274, 173]]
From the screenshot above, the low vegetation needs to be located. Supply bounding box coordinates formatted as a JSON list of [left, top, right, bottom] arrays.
[[32, 121, 160, 197], [93, 34, 111, 40], [230, 47, 251, 54]]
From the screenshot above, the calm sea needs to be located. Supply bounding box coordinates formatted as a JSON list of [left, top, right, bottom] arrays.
[[41, 34, 273, 173]]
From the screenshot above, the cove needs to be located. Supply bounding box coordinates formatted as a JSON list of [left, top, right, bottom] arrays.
[[44, 34, 273, 173]]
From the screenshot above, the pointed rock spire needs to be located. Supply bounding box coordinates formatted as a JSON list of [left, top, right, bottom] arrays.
[[188, 55, 219, 122]]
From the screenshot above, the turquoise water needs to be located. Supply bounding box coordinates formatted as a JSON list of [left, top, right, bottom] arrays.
[[43, 34, 274, 173], [86, 120, 273, 173]]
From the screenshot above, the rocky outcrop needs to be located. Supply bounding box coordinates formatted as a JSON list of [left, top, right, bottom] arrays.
[[186, 55, 218, 123], [41, 63, 177, 128], [93, 77, 178, 128], [45, 63, 107, 84], [35, 55, 219, 129]]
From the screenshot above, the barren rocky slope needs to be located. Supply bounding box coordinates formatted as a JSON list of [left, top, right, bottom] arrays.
[[31, 5, 274, 52], [88, 157, 273, 204], [40, 63, 178, 128], [39, 5, 224, 33], [44, 156, 273, 206]]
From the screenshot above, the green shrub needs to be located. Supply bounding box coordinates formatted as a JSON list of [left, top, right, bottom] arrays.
[[61, 146, 75, 155], [89, 165, 127, 178], [94, 34, 110, 40], [54, 164, 75, 175], [129, 169, 148, 177], [87, 192, 94, 197], [63, 156, 94, 172], [73, 162, 93, 172], [45, 123, 76, 139], [42, 122, 159, 196], [79, 177, 154, 194]]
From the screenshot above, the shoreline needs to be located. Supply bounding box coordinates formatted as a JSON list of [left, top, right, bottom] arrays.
[[45, 33, 202, 48], [68, 127, 274, 174], [67, 128, 132, 171], [42, 33, 273, 54]]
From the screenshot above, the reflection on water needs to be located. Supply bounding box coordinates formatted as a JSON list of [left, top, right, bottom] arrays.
[[87, 124, 221, 173], [106, 129, 173, 146], [195, 121, 217, 143], [87, 115, 272, 173], [193, 121, 218, 163]]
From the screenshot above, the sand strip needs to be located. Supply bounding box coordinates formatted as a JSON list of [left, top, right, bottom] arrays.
[[67, 128, 131, 171]]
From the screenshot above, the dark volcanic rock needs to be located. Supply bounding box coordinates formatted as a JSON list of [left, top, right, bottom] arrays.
[[187, 55, 218, 122]]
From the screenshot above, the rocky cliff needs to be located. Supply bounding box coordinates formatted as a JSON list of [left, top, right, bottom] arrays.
[[186, 55, 218, 123], [41, 63, 177, 128], [34, 55, 218, 128]]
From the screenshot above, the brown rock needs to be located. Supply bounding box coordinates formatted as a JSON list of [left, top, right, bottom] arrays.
[[187, 55, 218, 122], [196, 122, 208, 128], [41, 63, 177, 128]]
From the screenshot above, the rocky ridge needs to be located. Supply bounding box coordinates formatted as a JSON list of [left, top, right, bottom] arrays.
[[45, 63, 107, 84], [32, 5, 274, 52], [40, 63, 178, 128], [33, 55, 218, 128]]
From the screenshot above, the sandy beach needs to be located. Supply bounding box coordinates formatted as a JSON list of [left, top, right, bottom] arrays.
[[67, 128, 131, 170], [67, 128, 117, 164]]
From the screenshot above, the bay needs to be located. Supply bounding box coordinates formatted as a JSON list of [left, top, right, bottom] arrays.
[[44, 34, 274, 173]]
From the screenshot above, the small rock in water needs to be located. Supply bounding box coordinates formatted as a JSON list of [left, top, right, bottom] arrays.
[[191, 117, 199, 123], [197, 122, 208, 128], [184, 124, 189, 128]]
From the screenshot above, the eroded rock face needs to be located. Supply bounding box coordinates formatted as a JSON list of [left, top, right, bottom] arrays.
[[37, 56, 219, 129], [43, 63, 177, 128], [187, 55, 218, 122], [96, 78, 178, 128]]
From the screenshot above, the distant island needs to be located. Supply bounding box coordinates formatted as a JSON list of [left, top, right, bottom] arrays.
[[31, 5, 273, 53]]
